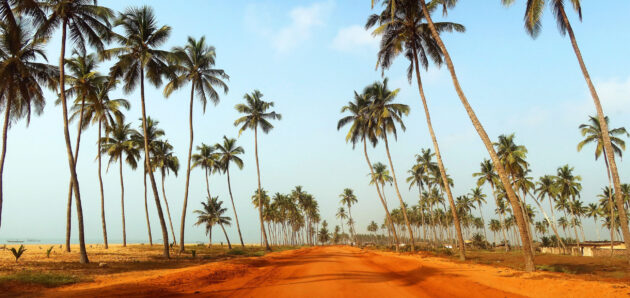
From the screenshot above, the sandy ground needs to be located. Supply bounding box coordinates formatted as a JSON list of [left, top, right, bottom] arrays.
[[35, 246, 630, 298]]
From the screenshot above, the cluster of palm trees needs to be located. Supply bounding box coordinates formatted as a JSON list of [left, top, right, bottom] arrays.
[[356, 0, 630, 271], [0, 1, 292, 264]]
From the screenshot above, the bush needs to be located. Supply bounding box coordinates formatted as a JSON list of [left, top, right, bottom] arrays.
[[472, 233, 490, 249], [10, 245, 26, 262], [0, 271, 82, 287], [227, 249, 246, 256]]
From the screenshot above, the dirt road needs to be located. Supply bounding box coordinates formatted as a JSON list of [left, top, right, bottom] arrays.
[[43, 246, 629, 297]]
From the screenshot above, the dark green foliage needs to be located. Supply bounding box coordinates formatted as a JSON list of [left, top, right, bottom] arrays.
[[0, 271, 82, 287], [9, 245, 26, 262]]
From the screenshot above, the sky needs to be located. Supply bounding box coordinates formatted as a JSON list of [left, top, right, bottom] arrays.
[[1, 0, 630, 244]]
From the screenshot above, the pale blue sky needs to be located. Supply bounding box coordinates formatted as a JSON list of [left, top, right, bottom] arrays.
[[1, 0, 629, 244]]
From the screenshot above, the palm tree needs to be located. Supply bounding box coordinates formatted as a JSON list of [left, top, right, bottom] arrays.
[[100, 118, 139, 247], [164, 36, 229, 251], [77, 79, 129, 249], [586, 203, 601, 241], [191, 142, 232, 249], [131, 117, 165, 246], [35, 0, 114, 264], [378, 0, 539, 270], [336, 207, 348, 237], [151, 140, 179, 245], [337, 90, 400, 251], [503, 0, 630, 262], [234, 90, 281, 251], [0, 16, 56, 232], [104, 6, 172, 257], [63, 49, 107, 251], [194, 196, 231, 248], [367, 0, 465, 258], [577, 115, 629, 257], [469, 187, 487, 241], [489, 219, 501, 245], [556, 165, 582, 248], [534, 175, 566, 248], [215, 136, 245, 248], [364, 78, 415, 251], [339, 188, 358, 243]]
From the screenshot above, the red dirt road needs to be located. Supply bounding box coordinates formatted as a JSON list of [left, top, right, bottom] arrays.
[[43, 246, 630, 297]]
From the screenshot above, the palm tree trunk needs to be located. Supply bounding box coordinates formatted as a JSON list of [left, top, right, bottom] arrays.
[[226, 167, 245, 248], [144, 169, 152, 245], [180, 83, 195, 252], [59, 21, 88, 264], [65, 96, 86, 252], [382, 133, 415, 251], [559, 6, 630, 262], [0, 97, 11, 232], [478, 204, 487, 242], [208, 228, 212, 247], [412, 53, 464, 259], [254, 126, 271, 251], [603, 154, 616, 255], [119, 156, 126, 247], [529, 192, 566, 249], [161, 171, 176, 245], [363, 139, 399, 252], [219, 222, 232, 249], [139, 68, 169, 258], [348, 205, 356, 244], [98, 120, 108, 249], [419, 0, 534, 271]]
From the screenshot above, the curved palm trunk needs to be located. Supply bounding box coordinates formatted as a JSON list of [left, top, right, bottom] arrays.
[[98, 120, 108, 249], [382, 134, 415, 251], [179, 84, 195, 252], [119, 156, 127, 247], [65, 96, 86, 251], [528, 192, 566, 249], [59, 22, 88, 263], [559, 6, 630, 262], [419, 0, 534, 271], [139, 68, 169, 258], [603, 154, 616, 255], [412, 53, 464, 259], [348, 205, 356, 244], [160, 171, 176, 245], [363, 139, 399, 252], [0, 97, 11, 232], [219, 223, 232, 249], [143, 169, 152, 245], [254, 126, 271, 251], [226, 167, 245, 248]]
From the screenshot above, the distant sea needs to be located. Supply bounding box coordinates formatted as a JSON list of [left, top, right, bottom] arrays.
[[0, 238, 209, 245]]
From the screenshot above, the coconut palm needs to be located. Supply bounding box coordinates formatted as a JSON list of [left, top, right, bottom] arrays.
[[164, 36, 229, 250], [215, 136, 245, 248], [555, 165, 582, 248], [234, 90, 281, 251], [339, 188, 358, 243], [0, 16, 56, 232], [336, 207, 347, 237], [534, 175, 565, 248], [151, 140, 179, 245], [104, 6, 172, 257], [194, 196, 231, 248], [489, 219, 501, 245], [337, 90, 400, 251], [371, 0, 538, 270], [35, 0, 114, 264], [577, 115, 629, 256], [504, 0, 630, 262], [131, 117, 164, 246], [63, 49, 107, 250], [469, 187, 487, 240], [76, 78, 129, 249], [100, 118, 139, 247], [364, 78, 415, 250], [367, 0, 465, 258], [586, 203, 601, 241]]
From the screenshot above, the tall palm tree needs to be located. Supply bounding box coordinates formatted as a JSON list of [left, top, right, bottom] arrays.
[[373, 0, 538, 270], [63, 49, 107, 251], [469, 187, 487, 241], [104, 6, 172, 257], [100, 118, 139, 247], [503, 0, 630, 262], [191, 142, 232, 249], [586, 203, 601, 240], [234, 90, 281, 251], [164, 36, 229, 251], [339, 188, 358, 244], [77, 78, 129, 249], [336, 207, 347, 237], [555, 165, 582, 248], [131, 117, 164, 246], [578, 115, 628, 256], [151, 139, 179, 245], [364, 78, 415, 250], [367, 0, 465, 258], [337, 91, 400, 251], [194, 196, 231, 248], [215, 136, 245, 248], [35, 0, 114, 264], [0, 16, 56, 232], [534, 175, 566, 248]]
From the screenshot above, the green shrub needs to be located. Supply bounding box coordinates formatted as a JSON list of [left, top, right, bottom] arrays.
[[10, 245, 26, 262], [227, 249, 246, 256], [0, 271, 82, 287]]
